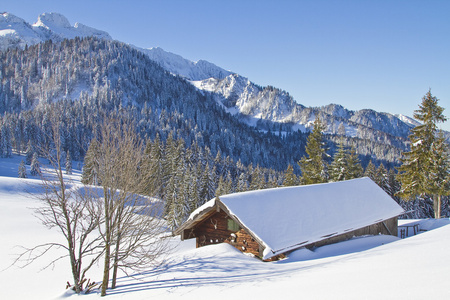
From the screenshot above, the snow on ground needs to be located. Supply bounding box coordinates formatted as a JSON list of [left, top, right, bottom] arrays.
[[1, 154, 449, 299]]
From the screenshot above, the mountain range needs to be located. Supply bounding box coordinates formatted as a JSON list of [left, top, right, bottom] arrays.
[[0, 12, 436, 166]]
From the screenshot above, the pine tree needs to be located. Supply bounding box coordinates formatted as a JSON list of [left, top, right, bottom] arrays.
[[236, 172, 249, 192], [250, 165, 266, 190], [283, 164, 298, 186], [397, 90, 447, 218], [140, 135, 164, 198], [81, 139, 100, 185], [30, 152, 41, 176], [25, 140, 33, 165], [330, 139, 364, 182], [1, 123, 12, 158], [18, 159, 27, 178], [364, 160, 377, 182], [346, 146, 364, 180], [216, 175, 227, 196], [387, 168, 401, 200], [329, 138, 347, 182], [428, 131, 450, 218], [298, 117, 329, 184], [375, 164, 389, 192]]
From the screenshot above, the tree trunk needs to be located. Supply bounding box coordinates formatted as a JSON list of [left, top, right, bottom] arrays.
[[101, 244, 110, 296], [69, 248, 81, 294], [434, 195, 441, 219], [111, 232, 121, 289], [111, 253, 119, 289], [101, 191, 111, 297]]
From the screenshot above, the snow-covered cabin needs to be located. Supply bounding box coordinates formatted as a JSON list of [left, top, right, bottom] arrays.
[[174, 177, 404, 260]]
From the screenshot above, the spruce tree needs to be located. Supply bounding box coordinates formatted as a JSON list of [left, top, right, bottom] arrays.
[[346, 146, 364, 180], [330, 140, 363, 182], [428, 131, 450, 218], [397, 90, 447, 218], [81, 139, 100, 185], [140, 135, 164, 198], [30, 152, 41, 176], [329, 138, 347, 182], [364, 160, 377, 182], [25, 141, 33, 165], [216, 175, 227, 196], [386, 169, 400, 199], [18, 159, 27, 178], [250, 165, 266, 190], [375, 164, 389, 192], [298, 117, 328, 184], [65, 150, 72, 175], [236, 172, 249, 192], [283, 164, 298, 186]]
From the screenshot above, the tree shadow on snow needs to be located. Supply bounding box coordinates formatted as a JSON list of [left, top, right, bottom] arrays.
[[105, 251, 299, 296]]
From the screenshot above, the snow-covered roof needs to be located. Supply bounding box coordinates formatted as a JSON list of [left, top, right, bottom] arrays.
[[179, 177, 404, 260]]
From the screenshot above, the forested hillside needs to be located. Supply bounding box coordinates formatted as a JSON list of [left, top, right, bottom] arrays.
[[0, 37, 310, 168]]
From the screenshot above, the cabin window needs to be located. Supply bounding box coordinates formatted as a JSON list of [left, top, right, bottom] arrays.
[[227, 219, 240, 231]]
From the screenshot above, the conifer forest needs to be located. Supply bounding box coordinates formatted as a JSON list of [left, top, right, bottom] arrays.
[[1, 37, 449, 223]]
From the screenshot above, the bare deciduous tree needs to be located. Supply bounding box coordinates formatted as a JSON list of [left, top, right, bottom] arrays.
[[87, 116, 171, 296], [16, 113, 171, 296], [14, 114, 103, 294]]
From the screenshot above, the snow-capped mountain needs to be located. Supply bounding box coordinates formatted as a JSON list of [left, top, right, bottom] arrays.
[[191, 73, 416, 142], [141, 47, 232, 81], [0, 12, 423, 143], [0, 12, 111, 51]]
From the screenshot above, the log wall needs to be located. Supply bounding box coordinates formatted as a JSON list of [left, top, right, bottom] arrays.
[[190, 210, 263, 257]]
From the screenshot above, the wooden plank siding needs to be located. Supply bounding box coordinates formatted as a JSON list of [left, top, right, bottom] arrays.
[[307, 217, 398, 249]]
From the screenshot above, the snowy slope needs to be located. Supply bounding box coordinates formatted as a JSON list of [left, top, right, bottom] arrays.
[[1, 155, 450, 299]]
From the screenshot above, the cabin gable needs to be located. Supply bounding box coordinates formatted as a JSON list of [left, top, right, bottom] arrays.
[[181, 209, 264, 257]]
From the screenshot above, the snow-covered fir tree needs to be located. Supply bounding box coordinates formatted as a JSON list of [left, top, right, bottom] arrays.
[[364, 160, 377, 181], [298, 117, 329, 184], [345, 146, 364, 180], [283, 164, 298, 186], [18, 159, 27, 178], [30, 152, 41, 176], [25, 140, 33, 165], [81, 139, 100, 185], [329, 138, 347, 182], [397, 90, 447, 218], [1, 122, 12, 158], [375, 164, 389, 192], [427, 130, 450, 218], [236, 172, 249, 192], [65, 150, 72, 175]]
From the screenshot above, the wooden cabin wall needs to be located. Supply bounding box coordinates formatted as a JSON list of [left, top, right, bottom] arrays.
[[192, 210, 262, 257], [234, 229, 261, 257], [309, 217, 398, 249]]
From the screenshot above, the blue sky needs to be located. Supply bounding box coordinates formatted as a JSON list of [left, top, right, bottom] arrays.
[[3, 0, 450, 130]]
